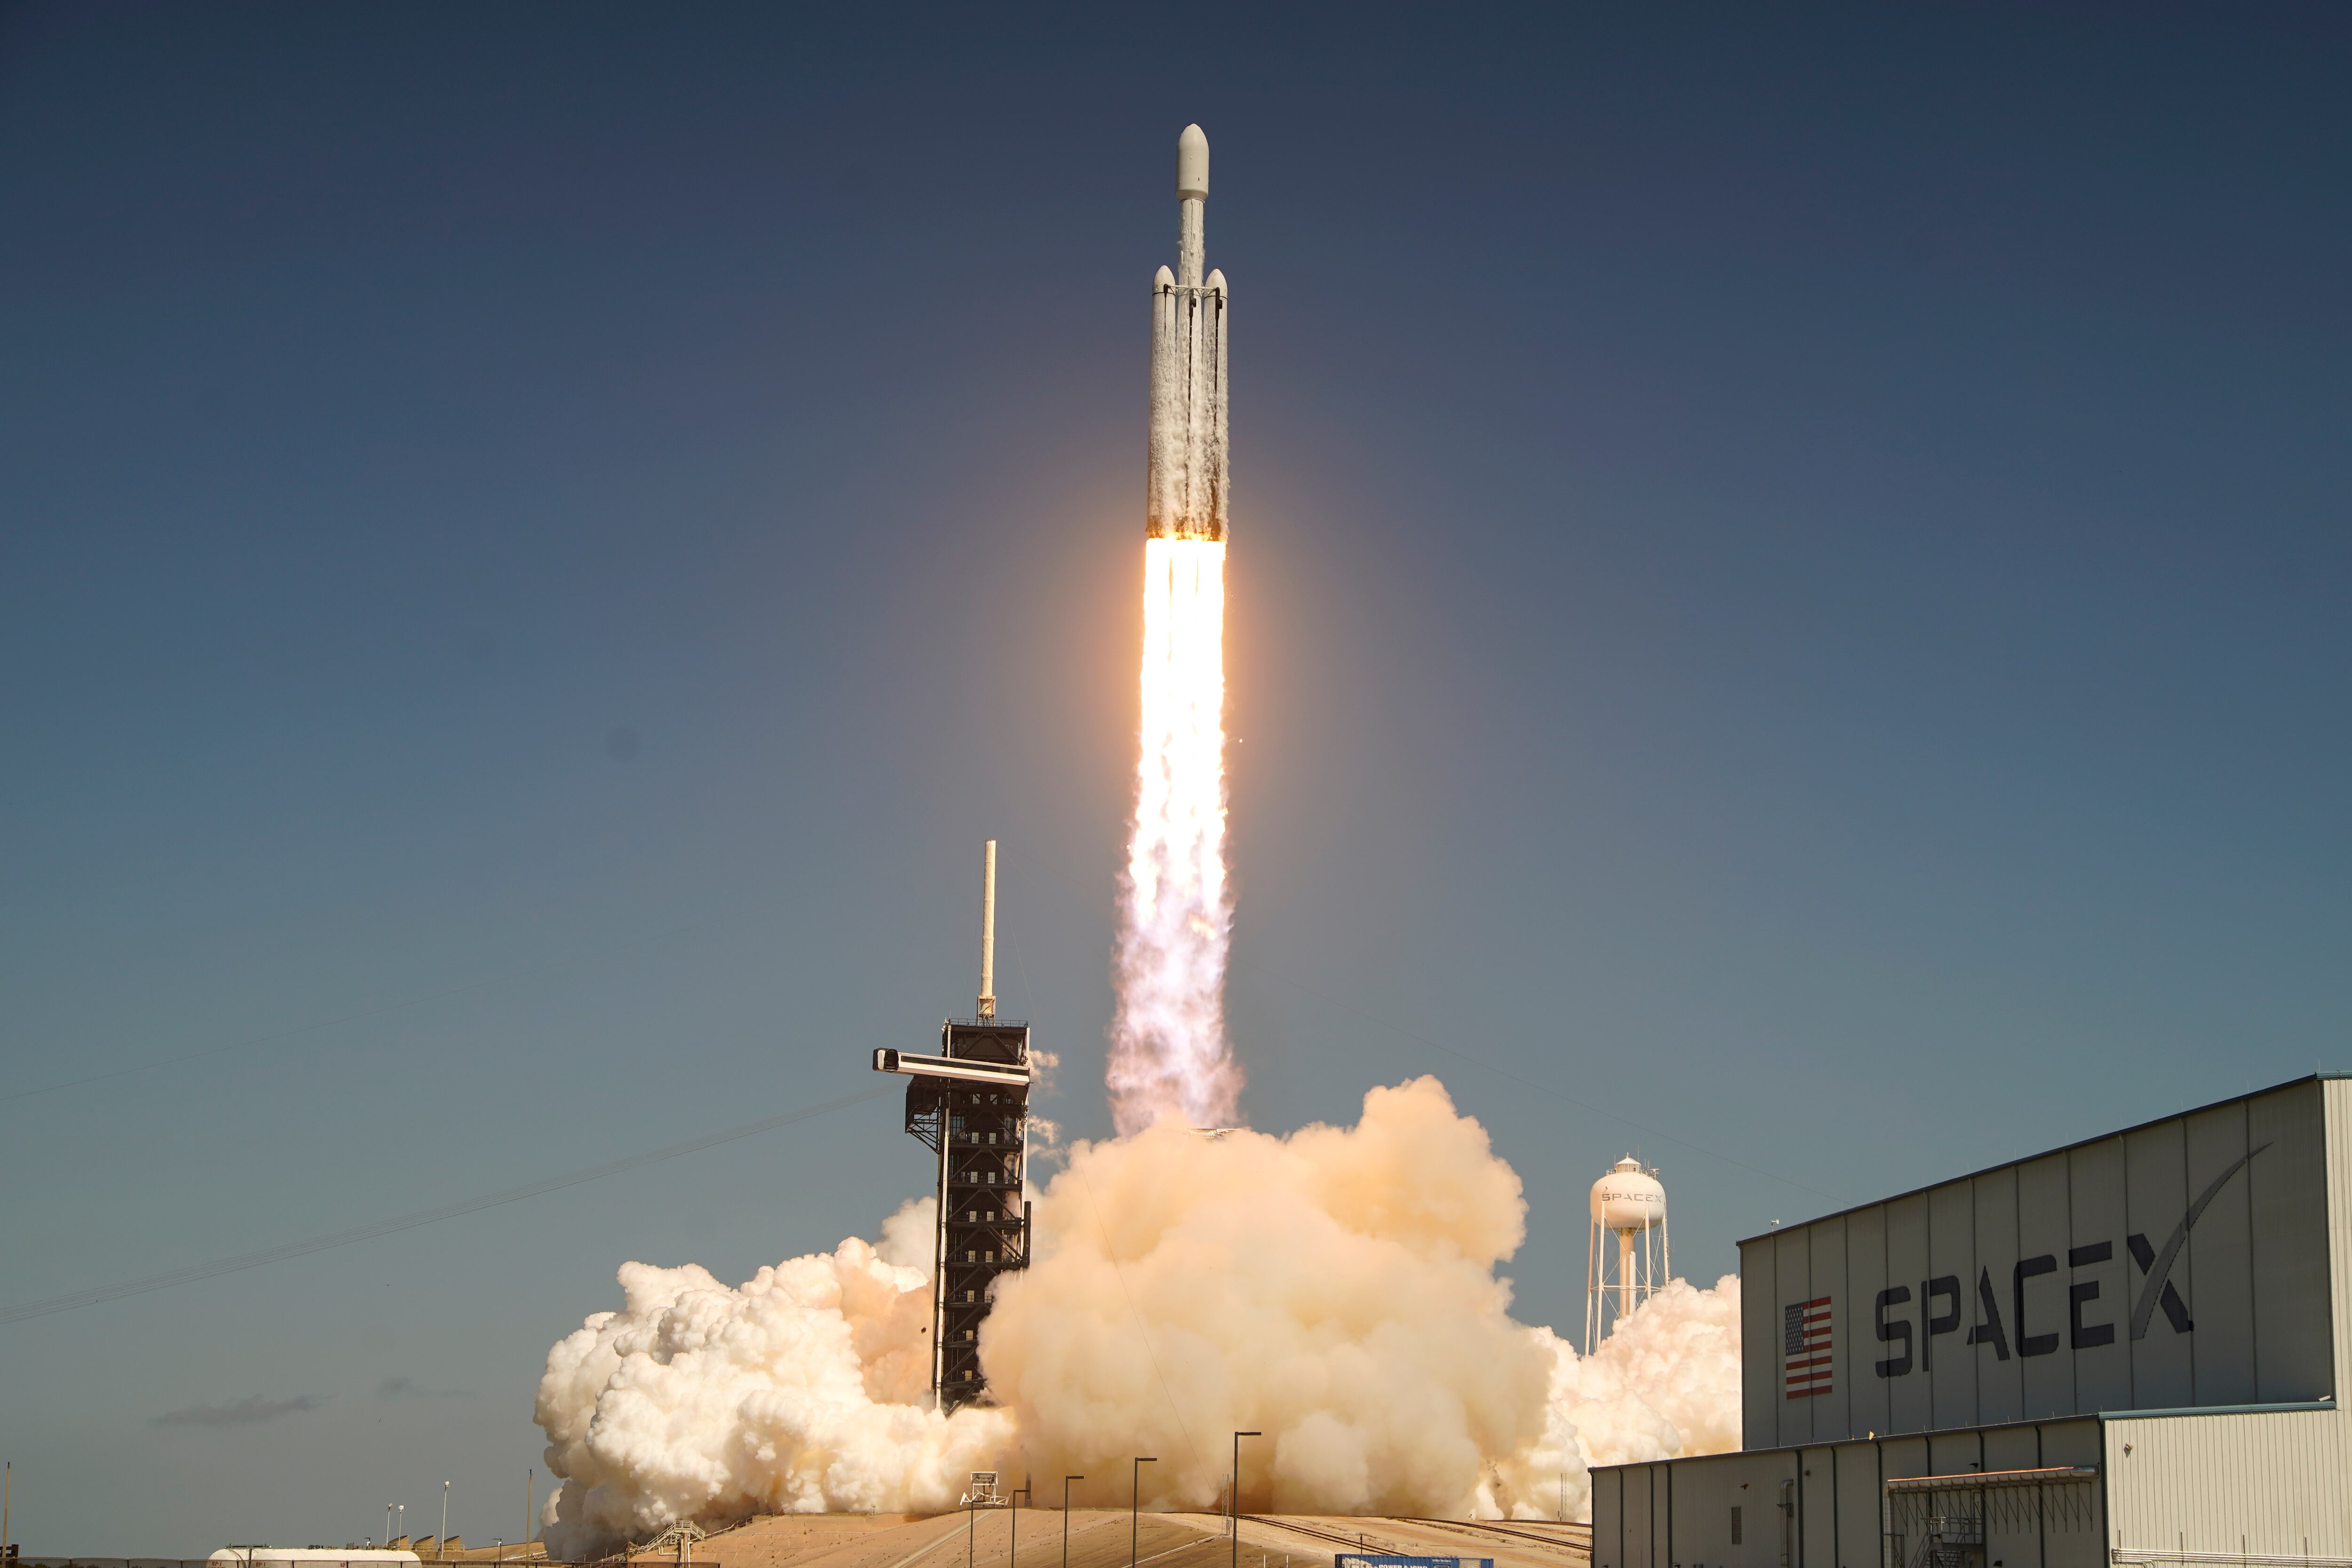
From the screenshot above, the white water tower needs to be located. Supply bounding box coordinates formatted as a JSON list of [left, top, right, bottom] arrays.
[[1585, 1156, 1669, 1353]]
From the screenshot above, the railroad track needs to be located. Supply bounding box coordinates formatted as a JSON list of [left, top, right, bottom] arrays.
[[1394, 1520, 1590, 1552], [1235, 1517, 1586, 1561], [1236, 1518, 1416, 1558]]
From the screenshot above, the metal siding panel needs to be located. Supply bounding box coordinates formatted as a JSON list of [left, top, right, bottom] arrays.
[[1801, 1447, 1836, 1568], [1928, 1183, 1979, 1430], [2184, 1102, 2257, 1404], [2248, 1080, 2333, 1401], [2064, 1137, 2131, 1415], [1594, 1468, 1622, 1568], [2123, 1121, 2194, 1408], [1974, 1164, 2024, 1425], [1845, 1205, 1891, 1444], [1625, 1465, 1653, 1568], [1740, 1451, 1800, 1568], [1780, 1226, 1820, 1445], [2330, 1083, 2352, 1398], [1980, 1425, 2039, 1470], [1659, 1463, 1679, 1568], [1880, 1427, 1931, 1568], [1980, 1426, 2043, 1568], [1885, 1195, 1934, 1436], [2106, 1408, 2352, 1556], [1819, 1218, 1853, 1442], [2016, 1152, 2074, 1419], [2037, 1417, 2101, 1466], [2040, 1420, 2105, 1568], [1834, 1442, 1879, 1568], [1672, 1455, 1736, 1568], [1743, 1237, 1781, 1451], [1927, 1429, 1983, 1475]]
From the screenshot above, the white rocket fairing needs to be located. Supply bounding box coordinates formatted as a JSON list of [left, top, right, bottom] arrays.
[[1147, 124, 1228, 541]]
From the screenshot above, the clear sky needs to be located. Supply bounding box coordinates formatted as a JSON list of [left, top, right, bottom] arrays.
[[2, 2, 2346, 1555]]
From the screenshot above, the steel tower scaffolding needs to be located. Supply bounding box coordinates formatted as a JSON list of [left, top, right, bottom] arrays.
[[872, 840, 1034, 1411]]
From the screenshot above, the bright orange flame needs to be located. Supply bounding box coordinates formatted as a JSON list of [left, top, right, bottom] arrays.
[[1109, 537, 1241, 1132]]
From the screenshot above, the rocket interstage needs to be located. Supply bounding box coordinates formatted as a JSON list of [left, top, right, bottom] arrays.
[[1111, 124, 1242, 1134]]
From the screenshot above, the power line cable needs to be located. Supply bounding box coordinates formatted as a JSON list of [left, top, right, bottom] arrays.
[[0, 1083, 893, 1326], [2, 900, 799, 1109]]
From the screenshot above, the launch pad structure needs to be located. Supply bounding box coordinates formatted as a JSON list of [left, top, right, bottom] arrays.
[[871, 840, 1034, 1412]]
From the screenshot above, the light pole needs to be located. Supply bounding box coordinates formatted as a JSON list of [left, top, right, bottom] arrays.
[[1130, 1458, 1157, 1568], [388, 1506, 396, 1545], [1230, 1433, 1261, 1568], [442, 1482, 451, 1556], [1062, 1476, 1085, 1568]]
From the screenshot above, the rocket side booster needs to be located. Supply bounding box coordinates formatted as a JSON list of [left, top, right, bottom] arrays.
[[1147, 123, 1228, 542]]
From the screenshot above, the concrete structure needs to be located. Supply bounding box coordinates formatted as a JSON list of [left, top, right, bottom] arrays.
[[871, 842, 1034, 1411], [1595, 1076, 2352, 1568]]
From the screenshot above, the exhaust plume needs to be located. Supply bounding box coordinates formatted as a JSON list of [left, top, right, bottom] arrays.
[[1108, 537, 1241, 1132], [536, 1078, 1739, 1554]]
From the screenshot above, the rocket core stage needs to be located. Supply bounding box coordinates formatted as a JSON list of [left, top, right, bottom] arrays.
[[1146, 123, 1228, 543]]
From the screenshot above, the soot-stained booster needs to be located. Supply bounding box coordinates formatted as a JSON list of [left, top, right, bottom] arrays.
[[1147, 124, 1228, 542], [871, 840, 1033, 1412]]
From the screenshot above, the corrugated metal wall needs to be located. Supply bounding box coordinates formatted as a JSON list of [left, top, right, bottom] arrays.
[[1740, 1079, 2337, 1450], [2099, 1083, 2352, 1558], [2103, 1409, 2352, 1556], [1592, 1420, 2100, 1568]]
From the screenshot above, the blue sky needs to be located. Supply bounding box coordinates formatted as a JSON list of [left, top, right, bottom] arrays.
[[1, 3, 2346, 1554]]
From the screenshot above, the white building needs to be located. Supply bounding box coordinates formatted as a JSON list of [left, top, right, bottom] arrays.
[[1593, 1075, 2352, 1568]]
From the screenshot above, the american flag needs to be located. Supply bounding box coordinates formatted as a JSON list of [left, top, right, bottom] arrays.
[[1784, 1296, 1833, 1399]]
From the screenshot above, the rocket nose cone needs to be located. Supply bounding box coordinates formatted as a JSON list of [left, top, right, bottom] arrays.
[[1176, 124, 1209, 199]]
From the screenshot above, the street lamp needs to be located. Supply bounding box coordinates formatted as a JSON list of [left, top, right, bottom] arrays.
[[1130, 1458, 1157, 1568], [1230, 1433, 1262, 1568], [387, 1507, 396, 1545], [442, 1483, 451, 1558], [1062, 1476, 1085, 1568]]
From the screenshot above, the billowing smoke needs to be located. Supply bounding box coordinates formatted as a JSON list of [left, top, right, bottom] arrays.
[[537, 1078, 1738, 1555], [1108, 537, 1242, 1133], [535, 1198, 1012, 1553]]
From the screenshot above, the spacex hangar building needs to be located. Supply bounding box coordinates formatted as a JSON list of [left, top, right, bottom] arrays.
[[1594, 1075, 2352, 1568]]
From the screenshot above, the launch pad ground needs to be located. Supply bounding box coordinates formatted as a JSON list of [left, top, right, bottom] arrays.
[[657, 1510, 1590, 1568]]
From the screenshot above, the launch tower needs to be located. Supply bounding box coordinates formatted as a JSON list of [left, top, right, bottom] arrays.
[[872, 841, 1034, 1411]]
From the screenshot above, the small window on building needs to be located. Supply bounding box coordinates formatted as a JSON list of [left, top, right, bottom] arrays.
[[1731, 1507, 1741, 1544]]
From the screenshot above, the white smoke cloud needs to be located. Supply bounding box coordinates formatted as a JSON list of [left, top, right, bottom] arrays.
[[536, 1199, 1012, 1558], [537, 1079, 1740, 1551]]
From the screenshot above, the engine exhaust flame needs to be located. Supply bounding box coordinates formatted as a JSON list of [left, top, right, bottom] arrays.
[[1108, 536, 1242, 1132]]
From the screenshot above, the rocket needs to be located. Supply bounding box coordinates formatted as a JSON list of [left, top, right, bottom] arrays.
[[1147, 124, 1228, 541]]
